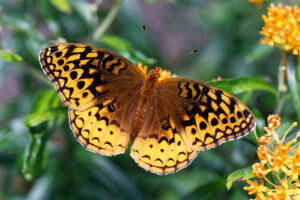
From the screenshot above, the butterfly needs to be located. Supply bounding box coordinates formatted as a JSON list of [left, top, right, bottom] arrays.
[[39, 43, 256, 175]]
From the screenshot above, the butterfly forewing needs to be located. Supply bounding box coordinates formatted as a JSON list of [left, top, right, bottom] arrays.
[[40, 43, 145, 155], [160, 78, 256, 151], [39, 43, 145, 111]]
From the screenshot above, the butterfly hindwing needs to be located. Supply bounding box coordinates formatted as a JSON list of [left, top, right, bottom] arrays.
[[130, 91, 198, 175], [160, 78, 256, 151], [69, 90, 140, 156]]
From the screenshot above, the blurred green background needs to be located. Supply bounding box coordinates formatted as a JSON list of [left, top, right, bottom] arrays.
[[0, 0, 299, 199]]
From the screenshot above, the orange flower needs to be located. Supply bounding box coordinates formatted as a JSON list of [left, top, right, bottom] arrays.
[[292, 145, 300, 180], [258, 134, 271, 146], [271, 142, 291, 173], [243, 115, 300, 200], [286, 145, 300, 181], [260, 3, 300, 55], [257, 145, 271, 162], [252, 162, 271, 178], [249, 0, 269, 5], [291, 182, 300, 200], [276, 141, 291, 155], [244, 179, 268, 199], [266, 191, 277, 200], [138, 63, 148, 76], [273, 179, 288, 200], [267, 114, 281, 129], [138, 63, 174, 81], [159, 69, 173, 81]]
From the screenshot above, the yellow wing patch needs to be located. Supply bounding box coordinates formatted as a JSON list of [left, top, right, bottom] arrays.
[[130, 100, 198, 175], [69, 106, 129, 156], [69, 92, 141, 156]]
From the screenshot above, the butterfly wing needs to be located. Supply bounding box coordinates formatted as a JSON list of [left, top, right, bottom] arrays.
[[69, 92, 140, 155], [159, 78, 256, 151], [130, 77, 255, 175], [130, 89, 199, 174], [40, 43, 145, 155], [39, 43, 145, 111]]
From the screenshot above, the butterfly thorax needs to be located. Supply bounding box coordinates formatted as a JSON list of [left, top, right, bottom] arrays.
[[130, 67, 161, 141]]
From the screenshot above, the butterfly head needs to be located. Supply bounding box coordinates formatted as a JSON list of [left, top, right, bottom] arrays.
[[138, 63, 173, 81], [148, 66, 174, 82], [148, 66, 161, 80]]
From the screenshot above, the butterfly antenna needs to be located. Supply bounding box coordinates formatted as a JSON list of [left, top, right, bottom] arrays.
[[161, 49, 199, 68], [142, 25, 154, 66]]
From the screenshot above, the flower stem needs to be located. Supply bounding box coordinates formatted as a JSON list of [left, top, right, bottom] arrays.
[[282, 122, 297, 142], [291, 141, 300, 148], [253, 129, 259, 142], [275, 51, 288, 114], [263, 177, 276, 187], [92, 0, 122, 41]]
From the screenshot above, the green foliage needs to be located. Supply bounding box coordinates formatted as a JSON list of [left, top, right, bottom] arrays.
[[207, 76, 277, 95], [287, 57, 300, 121], [0, 49, 22, 63], [0, 0, 299, 199], [100, 34, 154, 65], [49, 0, 72, 14], [246, 43, 275, 63], [226, 166, 255, 190], [18, 89, 62, 181]]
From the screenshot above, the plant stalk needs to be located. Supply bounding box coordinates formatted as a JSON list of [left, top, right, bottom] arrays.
[[92, 0, 122, 41]]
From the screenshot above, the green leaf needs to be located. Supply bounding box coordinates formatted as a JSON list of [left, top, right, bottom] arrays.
[[0, 49, 22, 62], [226, 166, 255, 190], [100, 35, 132, 52], [18, 132, 48, 181], [207, 76, 277, 95], [49, 0, 72, 13], [29, 89, 60, 114], [100, 34, 153, 65], [287, 57, 300, 121], [24, 108, 66, 128], [246, 43, 275, 63], [19, 89, 63, 180], [126, 49, 154, 66], [183, 177, 227, 200]]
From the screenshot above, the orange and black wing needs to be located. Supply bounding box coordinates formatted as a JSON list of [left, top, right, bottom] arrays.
[[160, 78, 256, 151], [130, 88, 198, 175], [39, 43, 145, 155], [131, 77, 255, 175]]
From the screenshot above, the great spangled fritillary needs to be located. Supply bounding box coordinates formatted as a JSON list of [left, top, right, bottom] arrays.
[[39, 43, 256, 175]]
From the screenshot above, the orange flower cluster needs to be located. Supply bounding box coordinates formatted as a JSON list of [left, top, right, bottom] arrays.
[[248, 0, 269, 5], [244, 114, 300, 200], [137, 63, 176, 81], [260, 3, 300, 55]]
